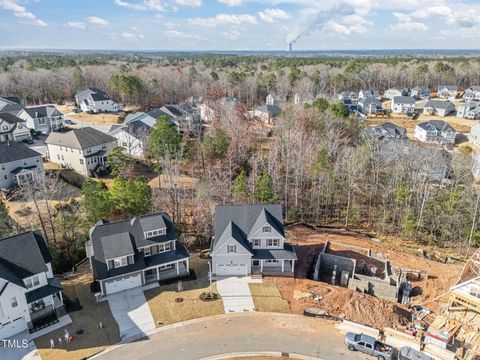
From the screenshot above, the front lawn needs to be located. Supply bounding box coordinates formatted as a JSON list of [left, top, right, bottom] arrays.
[[145, 257, 224, 326], [249, 282, 291, 313]]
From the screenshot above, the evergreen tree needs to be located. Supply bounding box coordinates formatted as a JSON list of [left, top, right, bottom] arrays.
[[254, 172, 276, 203]]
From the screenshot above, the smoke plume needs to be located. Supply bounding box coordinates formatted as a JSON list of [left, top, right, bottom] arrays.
[[286, 3, 355, 45]]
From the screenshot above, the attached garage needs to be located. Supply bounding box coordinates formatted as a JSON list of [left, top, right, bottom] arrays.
[[216, 263, 247, 276], [104, 274, 142, 295], [0, 316, 27, 340]]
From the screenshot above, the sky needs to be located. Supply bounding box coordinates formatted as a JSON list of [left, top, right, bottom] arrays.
[[0, 0, 480, 50]]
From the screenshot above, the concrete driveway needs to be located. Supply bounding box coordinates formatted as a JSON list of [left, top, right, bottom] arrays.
[[107, 288, 156, 341], [96, 313, 365, 360], [0, 331, 40, 360], [216, 276, 255, 313]]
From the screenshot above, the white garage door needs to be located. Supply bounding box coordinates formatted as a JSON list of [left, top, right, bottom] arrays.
[[216, 263, 247, 276], [0, 316, 27, 340], [105, 274, 142, 295]]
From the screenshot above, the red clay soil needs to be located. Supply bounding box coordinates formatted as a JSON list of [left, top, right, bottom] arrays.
[[279, 225, 464, 328]]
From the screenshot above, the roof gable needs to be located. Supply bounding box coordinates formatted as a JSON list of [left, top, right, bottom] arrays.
[[46, 127, 116, 149]]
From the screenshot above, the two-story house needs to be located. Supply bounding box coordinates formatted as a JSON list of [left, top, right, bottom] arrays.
[[17, 105, 65, 135], [414, 120, 456, 145], [365, 122, 407, 141], [358, 97, 383, 115], [423, 100, 456, 117], [410, 86, 430, 100], [391, 96, 416, 115], [0, 113, 31, 143], [75, 88, 122, 113], [468, 121, 480, 147], [0, 142, 44, 191], [383, 87, 409, 100], [358, 89, 381, 100], [211, 204, 297, 277], [457, 101, 480, 120], [0, 231, 65, 339], [254, 104, 282, 125], [437, 85, 458, 99], [464, 86, 480, 101], [86, 213, 190, 295], [338, 91, 359, 102], [109, 120, 152, 158], [45, 127, 117, 177]]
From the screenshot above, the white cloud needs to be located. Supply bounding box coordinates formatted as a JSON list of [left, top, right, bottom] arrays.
[[114, 0, 165, 11], [175, 0, 201, 6], [188, 13, 257, 27], [222, 29, 241, 39], [258, 8, 290, 23], [218, 0, 243, 6], [87, 16, 109, 26], [67, 21, 86, 30], [121, 32, 145, 41], [164, 30, 204, 40], [0, 0, 46, 27], [392, 12, 411, 22], [390, 21, 427, 31]]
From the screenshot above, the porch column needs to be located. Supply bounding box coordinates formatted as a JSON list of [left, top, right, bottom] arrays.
[[186, 258, 190, 271], [260, 260, 263, 272], [281, 259, 285, 272], [292, 260, 295, 274], [157, 266, 160, 280], [176, 261, 180, 275], [59, 291, 63, 303]]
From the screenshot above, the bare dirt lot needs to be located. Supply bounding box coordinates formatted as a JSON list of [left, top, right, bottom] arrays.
[[274, 225, 463, 329], [57, 104, 140, 126]]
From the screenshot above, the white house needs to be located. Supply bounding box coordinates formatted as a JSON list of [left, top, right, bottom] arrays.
[[457, 101, 480, 120], [468, 121, 480, 146], [338, 91, 358, 102], [410, 86, 430, 100], [17, 105, 64, 135], [391, 96, 415, 115], [0, 113, 31, 143], [254, 104, 282, 124], [437, 85, 458, 100], [358, 89, 381, 100], [423, 100, 456, 117], [0, 231, 65, 339], [109, 121, 152, 158], [45, 127, 117, 177], [266, 93, 287, 106], [86, 213, 190, 295], [0, 142, 44, 191], [211, 204, 297, 277], [464, 86, 480, 101], [414, 120, 456, 145], [383, 87, 408, 100], [358, 97, 383, 115], [75, 89, 122, 113]]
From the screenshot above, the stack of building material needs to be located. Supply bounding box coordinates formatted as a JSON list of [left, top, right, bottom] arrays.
[[383, 327, 420, 351], [424, 316, 462, 349]]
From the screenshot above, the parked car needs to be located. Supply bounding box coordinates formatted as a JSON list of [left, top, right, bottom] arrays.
[[22, 138, 34, 144], [344, 332, 393, 360], [397, 347, 434, 360], [64, 119, 75, 125]]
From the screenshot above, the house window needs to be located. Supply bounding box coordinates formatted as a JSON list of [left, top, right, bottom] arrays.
[[25, 275, 40, 289], [113, 257, 128, 268], [144, 247, 151, 257], [11, 297, 17, 308], [145, 228, 166, 239], [265, 259, 279, 264], [262, 226, 271, 233], [2, 125, 8, 130], [159, 264, 174, 270], [87, 148, 91, 154], [3, 175, 7, 180], [227, 245, 236, 253], [102, 144, 106, 149], [158, 242, 171, 253], [267, 239, 280, 247], [253, 239, 260, 247], [80, 159, 84, 165]]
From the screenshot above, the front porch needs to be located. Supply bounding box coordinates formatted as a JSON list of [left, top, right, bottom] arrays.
[[144, 258, 190, 284], [28, 291, 66, 333], [252, 259, 295, 277]]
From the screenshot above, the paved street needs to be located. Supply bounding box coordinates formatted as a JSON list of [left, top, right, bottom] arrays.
[[97, 313, 366, 360]]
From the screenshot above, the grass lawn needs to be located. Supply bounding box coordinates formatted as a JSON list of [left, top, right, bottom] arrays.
[[34, 263, 120, 360], [249, 282, 291, 313], [145, 257, 224, 326]]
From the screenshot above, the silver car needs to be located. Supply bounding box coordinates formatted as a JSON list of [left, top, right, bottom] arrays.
[[345, 332, 393, 360]]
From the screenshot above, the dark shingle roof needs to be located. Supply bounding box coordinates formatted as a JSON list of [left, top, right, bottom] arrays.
[[0, 142, 41, 164], [91, 93, 109, 102], [0, 232, 52, 286], [45, 127, 116, 149], [25, 278, 63, 304], [252, 243, 297, 260], [424, 100, 455, 110], [417, 120, 454, 132], [393, 96, 415, 105], [256, 104, 282, 116], [23, 105, 62, 118], [0, 112, 26, 124]]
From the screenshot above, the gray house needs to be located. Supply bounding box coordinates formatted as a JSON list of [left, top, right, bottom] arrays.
[[464, 86, 480, 101], [366, 122, 407, 141], [414, 120, 456, 145], [0, 142, 44, 191], [391, 96, 415, 115], [86, 213, 190, 295], [358, 97, 383, 115], [0, 113, 31, 143], [438, 85, 458, 99], [17, 105, 64, 135], [423, 100, 455, 117], [211, 204, 297, 277], [410, 86, 430, 100]]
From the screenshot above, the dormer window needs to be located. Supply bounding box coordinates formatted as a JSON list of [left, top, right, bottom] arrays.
[[144, 228, 166, 239], [262, 226, 271, 233], [113, 256, 128, 268], [25, 275, 40, 289]]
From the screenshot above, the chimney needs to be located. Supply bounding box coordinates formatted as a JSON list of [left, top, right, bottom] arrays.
[[289, 43, 293, 52]]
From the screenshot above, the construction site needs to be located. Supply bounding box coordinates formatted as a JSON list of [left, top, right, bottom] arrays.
[[268, 225, 480, 360]]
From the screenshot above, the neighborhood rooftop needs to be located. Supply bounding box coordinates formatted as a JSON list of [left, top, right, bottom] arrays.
[[0, 142, 41, 163], [45, 126, 116, 149]]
